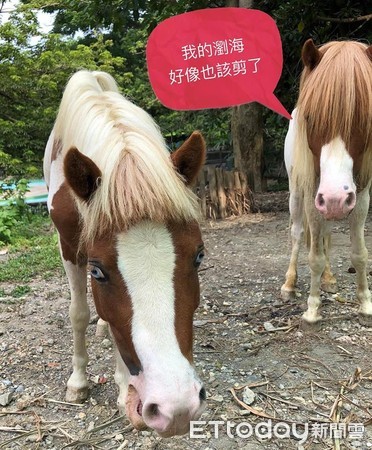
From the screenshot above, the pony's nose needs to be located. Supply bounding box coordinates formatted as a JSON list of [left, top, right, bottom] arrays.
[[142, 386, 205, 436], [315, 191, 356, 219], [142, 403, 189, 436]]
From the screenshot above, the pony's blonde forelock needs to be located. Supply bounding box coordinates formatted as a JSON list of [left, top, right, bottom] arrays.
[[293, 41, 372, 192], [54, 70, 200, 245]]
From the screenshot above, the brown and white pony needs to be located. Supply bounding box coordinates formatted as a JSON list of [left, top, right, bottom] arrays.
[[281, 40, 372, 328], [43, 70, 207, 436]]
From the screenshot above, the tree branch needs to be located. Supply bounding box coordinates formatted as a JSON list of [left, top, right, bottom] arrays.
[[0, 112, 17, 123], [0, 1, 16, 14], [0, 90, 16, 102], [317, 13, 372, 23]]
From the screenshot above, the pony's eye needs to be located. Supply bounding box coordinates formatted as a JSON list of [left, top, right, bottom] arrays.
[[195, 249, 205, 268], [90, 266, 107, 282]]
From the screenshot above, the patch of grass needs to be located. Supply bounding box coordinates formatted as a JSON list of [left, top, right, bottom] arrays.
[[0, 214, 63, 283], [10, 285, 32, 297]]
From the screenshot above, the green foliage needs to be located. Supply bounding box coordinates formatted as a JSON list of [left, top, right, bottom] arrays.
[[257, 0, 372, 114], [0, 207, 19, 244], [0, 3, 126, 174], [9, 285, 32, 298], [29, 0, 230, 152], [0, 214, 62, 282], [1, 0, 371, 182], [0, 178, 30, 244], [256, 0, 372, 169]]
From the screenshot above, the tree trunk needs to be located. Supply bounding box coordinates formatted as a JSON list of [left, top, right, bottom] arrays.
[[227, 0, 264, 192], [231, 103, 264, 192]]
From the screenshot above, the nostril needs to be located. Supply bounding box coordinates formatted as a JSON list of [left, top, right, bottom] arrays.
[[345, 192, 355, 207], [146, 403, 159, 418], [199, 387, 207, 402], [317, 193, 325, 207]]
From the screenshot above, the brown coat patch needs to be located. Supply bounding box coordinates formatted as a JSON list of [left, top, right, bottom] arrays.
[[169, 221, 203, 363], [87, 238, 142, 374], [51, 182, 85, 265]]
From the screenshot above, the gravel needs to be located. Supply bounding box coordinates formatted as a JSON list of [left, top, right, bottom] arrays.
[[1, 196, 371, 449]]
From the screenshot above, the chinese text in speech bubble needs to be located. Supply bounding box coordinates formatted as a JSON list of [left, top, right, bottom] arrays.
[[146, 8, 291, 119]]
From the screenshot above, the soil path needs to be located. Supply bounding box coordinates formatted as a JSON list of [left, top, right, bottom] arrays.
[[1, 195, 371, 449]]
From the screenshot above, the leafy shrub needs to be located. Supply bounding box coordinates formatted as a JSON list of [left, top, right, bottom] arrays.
[[0, 178, 30, 245]]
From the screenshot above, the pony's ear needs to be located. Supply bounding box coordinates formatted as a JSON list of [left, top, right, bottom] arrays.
[[64, 147, 102, 202], [366, 45, 372, 61], [302, 39, 322, 70], [171, 131, 206, 185]]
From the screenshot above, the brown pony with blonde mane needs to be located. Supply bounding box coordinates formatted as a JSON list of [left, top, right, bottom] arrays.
[[44, 70, 207, 436], [281, 39, 372, 328]]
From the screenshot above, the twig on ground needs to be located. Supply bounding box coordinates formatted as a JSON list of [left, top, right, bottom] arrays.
[[60, 426, 133, 449], [45, 398, 86, 407], [336, 345, 353, 356], [329, 385, 344, 450], [259, 391, 330, 419], [229, 387, 309, 425], [233, 381, 269, 390], [198, 265, 214, 273], [0, 427, 29, 433], [230, 387, 276, 420], [310, 381, 329, 410], [270, 366, 289, 382], [85, 416, 129, 435], [256, 325, 297, 334], [311, 380, 331, 390], [340, 394, 372, 418], [330, 367, 364, 450], [57, 426, 76, 442], [296, 353, 335, 376]]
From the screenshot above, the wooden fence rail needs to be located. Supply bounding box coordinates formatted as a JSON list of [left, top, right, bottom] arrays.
[[193, 167, 256, 220]]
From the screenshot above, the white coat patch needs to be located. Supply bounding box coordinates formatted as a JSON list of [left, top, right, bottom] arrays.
[[116, 222, 182, 371]]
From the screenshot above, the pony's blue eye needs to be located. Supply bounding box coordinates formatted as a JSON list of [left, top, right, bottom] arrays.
[[195, 249, 205, 267], [90, 266, 107, 282]]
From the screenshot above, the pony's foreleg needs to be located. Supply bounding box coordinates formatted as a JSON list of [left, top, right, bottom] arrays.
[[302, 201, 328, 328], [320, 232, 337, 293], [113, 344, 130, 414], [281, 190, 304, 300], [349, 188, 372, 326], [60, 242, 90, 403]]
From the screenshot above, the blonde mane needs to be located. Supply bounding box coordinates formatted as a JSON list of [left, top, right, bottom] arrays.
[[292, 41, 372, 193], [54, 70, 200, 243]]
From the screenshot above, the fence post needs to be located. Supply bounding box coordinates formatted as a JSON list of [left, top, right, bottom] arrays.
[[215, 168, 227, 219], [197, 169, 207, 218], [207, 166, 219, 219]]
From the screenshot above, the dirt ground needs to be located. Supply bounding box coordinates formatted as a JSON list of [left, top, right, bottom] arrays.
[[0, 192, 371, 450]]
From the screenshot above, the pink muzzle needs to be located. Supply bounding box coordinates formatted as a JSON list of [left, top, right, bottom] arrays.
[[315, 189, 356, 220]]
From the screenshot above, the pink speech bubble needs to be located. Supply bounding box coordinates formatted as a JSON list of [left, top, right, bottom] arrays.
[[146, 8, 291, 119]]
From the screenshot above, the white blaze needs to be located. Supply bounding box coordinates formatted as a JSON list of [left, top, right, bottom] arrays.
[[318, 137, 355, 194], [116, 221, 203, 434], [116, 222, 187, 374]]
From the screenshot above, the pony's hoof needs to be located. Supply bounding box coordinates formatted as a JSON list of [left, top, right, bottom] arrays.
[[117, 401, 126, 417], [321, 281, 338, 294], [280, 286, 296, 301], [66, 386, 89, 403], [300, 318, 322, 332], [358, 313, 372, 327], [96, 323, 109, 338], [95, 319, 109, 337]]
